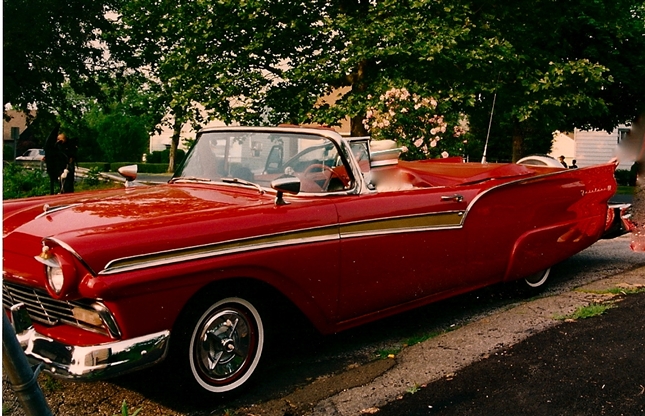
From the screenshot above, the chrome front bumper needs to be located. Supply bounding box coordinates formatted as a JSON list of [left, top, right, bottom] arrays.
[[9, 304, 170, 380]]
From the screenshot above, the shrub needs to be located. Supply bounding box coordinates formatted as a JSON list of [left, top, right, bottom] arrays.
[[615, 168, 639, 187], [3, 163, 122, 200], [3, 163, 49, 199], [96, 114, 149, 163], [145, 148, 186, 165], [83, 166, 103, 187]]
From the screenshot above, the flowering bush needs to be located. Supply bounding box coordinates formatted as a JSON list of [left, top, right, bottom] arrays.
[[363, 88, 467, 160]]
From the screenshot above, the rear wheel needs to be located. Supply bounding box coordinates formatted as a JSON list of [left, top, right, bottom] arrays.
[[179, 296, 265, 394], [517, 268, 551, 296]]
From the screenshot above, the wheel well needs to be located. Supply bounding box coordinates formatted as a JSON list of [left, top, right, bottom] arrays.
[[172, 278, 312, 337]]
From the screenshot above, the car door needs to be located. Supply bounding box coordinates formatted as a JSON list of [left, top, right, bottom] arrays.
[[333, 186, 477, 322]]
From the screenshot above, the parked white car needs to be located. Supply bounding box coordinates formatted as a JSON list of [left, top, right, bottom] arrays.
[[15, 148, 45, 161]]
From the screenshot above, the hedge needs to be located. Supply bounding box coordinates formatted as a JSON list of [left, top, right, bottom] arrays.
[[78, 162, 171, 174], [614, 169, 638, 187]]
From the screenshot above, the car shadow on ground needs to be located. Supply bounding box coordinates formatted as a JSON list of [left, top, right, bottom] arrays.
[[103, 245, 640, 415], [105, 278, 540, 414]]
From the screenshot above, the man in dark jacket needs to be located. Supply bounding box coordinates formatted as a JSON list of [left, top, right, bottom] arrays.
[[44, 125, 77, 194], [56, 133, 77, 193]]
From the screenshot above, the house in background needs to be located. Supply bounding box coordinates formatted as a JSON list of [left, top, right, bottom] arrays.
[[549, 126, 633, 171], [149, 118, 228, 153], [2, 110, 32, 159]]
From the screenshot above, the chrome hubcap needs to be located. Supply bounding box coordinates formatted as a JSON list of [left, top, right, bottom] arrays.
[[196, 309, 252, 382]]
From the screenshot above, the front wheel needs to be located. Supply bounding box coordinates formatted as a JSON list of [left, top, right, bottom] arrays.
[[184, 297, 264, 394]]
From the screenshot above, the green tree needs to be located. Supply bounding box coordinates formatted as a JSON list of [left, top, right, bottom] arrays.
[[94, 0, 645, 165], [56, 74, 164, 163], [3, 0, 124, 114], [95, 113, 149, 162], [118, 0, 334, 171], [464, 0, 645, 161]]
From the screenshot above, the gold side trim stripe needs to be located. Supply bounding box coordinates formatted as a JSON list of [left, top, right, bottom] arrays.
[[99, 211, 465, 275], [340, 211, 465, 238]]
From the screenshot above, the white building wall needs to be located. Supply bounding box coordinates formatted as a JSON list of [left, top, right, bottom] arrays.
[[149, 118, 227, 153], [548, 132, 575, 166], [573, 127, 632, 170]]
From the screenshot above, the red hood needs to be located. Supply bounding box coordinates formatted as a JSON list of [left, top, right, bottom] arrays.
[[3, 184, 274, 274]]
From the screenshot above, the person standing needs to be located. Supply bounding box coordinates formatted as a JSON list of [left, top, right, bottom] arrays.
[[56, 133, 77, 193], [558, 155, 568, 168]]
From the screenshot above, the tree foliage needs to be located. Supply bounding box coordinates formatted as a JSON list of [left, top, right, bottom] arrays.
[[3, 0, 124, 114], [94, 113, 149, 162], [116, 0, 644, 162], [6, 0, 645, 164], [465, 0, 645, 160], [57, 75, 163, 162]]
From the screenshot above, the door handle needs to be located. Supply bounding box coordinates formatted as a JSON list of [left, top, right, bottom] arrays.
[[441, 194, 464, 203]]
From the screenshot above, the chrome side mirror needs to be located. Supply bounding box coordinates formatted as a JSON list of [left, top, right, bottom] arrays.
[[271, 176, 300, 205], [118, 165, 138, 187]]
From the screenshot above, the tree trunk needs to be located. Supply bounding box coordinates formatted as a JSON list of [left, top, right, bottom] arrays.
[[168, 108, 184, 173], [511, 122, 524, 162], [344, 58, 371, 137], [350, 114, 368, 137]]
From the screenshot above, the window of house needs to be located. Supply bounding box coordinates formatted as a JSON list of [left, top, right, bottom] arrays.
[[10, 127, 20, 140], [617, 128, 630, 144]]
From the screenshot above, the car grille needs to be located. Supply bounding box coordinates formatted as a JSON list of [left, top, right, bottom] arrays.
[[2, 281, 109, 336]]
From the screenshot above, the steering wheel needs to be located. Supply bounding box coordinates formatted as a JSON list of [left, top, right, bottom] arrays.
[[303, 163, 337, 191]]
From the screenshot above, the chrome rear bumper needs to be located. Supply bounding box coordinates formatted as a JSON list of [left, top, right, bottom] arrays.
[[9, 303, 169, 380], [602, 203, 634, 239]]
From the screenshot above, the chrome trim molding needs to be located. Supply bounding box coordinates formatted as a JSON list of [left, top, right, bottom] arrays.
[[339, 211, 465, 239], [100, 226, 340, 275], [93, 301, 122, 338], [36, 203, 81, 219], [100, 211, 466, 275]]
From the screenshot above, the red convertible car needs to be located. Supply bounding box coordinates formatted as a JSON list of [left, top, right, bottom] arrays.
[[2, 126, 626, 394]]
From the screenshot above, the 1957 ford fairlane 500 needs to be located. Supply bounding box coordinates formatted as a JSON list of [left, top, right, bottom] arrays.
[[2, 126, 628, 394]]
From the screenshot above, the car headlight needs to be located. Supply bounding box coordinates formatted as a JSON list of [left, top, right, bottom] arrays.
[[47, 263, 65, 294], [35, 244, 78, 299]]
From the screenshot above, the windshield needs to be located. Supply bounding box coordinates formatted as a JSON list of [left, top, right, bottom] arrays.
[[173, 131, 355, 193]]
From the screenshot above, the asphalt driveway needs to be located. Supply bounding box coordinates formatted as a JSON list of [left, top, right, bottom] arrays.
[[304, 266, 645, 416], [376, 288, 645, 415]]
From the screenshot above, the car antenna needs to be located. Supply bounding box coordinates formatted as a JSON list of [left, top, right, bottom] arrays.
[[481, 91, 497, 164], [482, 73, 500, 164]]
